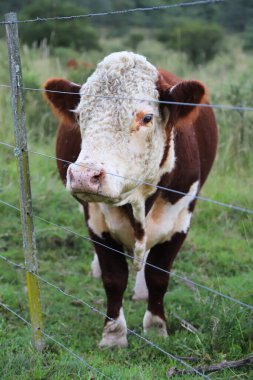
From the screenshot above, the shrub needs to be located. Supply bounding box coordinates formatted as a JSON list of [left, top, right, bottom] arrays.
[[243, 26, 253, 51], [19, 0, 100, 51], [126, 31, 145, 50], [157, 19, 224, 64], [214, 74, 253, 169]]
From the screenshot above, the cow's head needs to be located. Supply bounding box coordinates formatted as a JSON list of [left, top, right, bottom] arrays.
[[45, 52, 206, 206]]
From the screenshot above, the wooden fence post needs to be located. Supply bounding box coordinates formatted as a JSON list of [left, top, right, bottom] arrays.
[[5, 12, 44, 351]]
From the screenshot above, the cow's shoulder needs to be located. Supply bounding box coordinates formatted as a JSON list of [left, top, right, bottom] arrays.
[[145, 180, 199, 249]]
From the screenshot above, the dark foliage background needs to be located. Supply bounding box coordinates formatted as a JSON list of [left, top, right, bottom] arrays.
[[1, 0, 253, 61]]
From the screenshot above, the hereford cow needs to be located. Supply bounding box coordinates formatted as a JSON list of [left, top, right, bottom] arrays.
[[44, 52, 218, 347]]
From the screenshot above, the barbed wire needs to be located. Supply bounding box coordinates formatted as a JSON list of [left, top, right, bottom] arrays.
[[0, 300, 113, 379], [0, 252, 211, 379], [0, 197, 252, 312], [1, 83, 253, 112], [0, 0, 224, 25], [0, 1, 249, 377], [1, 140, 253, 216]]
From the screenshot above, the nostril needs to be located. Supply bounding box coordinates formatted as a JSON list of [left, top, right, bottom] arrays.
[[91, 175, 100, 184], [68, 166, 105, 193], [90, 170, 105, 185]]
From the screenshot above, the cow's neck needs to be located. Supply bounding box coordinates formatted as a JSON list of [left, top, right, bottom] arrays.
[[125, 130, 176, 271], [126, 179, 161, 271]]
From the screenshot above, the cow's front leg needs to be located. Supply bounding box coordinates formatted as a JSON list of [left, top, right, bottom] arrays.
[[90, 231, 129, 348], [144, 232, 186, 336]]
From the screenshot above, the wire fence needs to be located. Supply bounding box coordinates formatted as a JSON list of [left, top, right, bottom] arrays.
[[0, 1, 252, 379], [0, 301, 113, 380], [1, 140, 253, 216], [0, 252, 212, 379], [0, 0, 224, 25], [0, 197, 253, 312], [1, 83, 253, 112]]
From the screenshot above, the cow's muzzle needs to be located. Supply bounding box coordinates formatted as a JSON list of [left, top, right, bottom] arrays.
[[67, 164, 105, 196]]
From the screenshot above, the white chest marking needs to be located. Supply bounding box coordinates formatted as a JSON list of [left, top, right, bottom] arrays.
[[87, 203, 108, 238], [87, 181, 199, 251], [146, 180, 199, 249]]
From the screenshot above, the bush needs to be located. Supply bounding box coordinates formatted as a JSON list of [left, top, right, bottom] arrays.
[[126, 31, 145, 50], [19, 0, 100, 51], [243, 26, 253, 51], [157, 19, 224, 64], [214, 73, 253, 169]]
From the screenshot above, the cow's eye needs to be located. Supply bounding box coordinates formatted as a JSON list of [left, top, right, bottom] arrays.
[[142, 114, 153, 124]]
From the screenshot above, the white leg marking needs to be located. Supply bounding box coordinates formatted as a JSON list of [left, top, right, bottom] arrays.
[[132, 251, 149, 301], [99, 308, 128, 348], [90, 253, 101, 278], [143, 310, 168, 337]]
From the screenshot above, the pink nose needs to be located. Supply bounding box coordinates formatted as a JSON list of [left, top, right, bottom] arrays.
[[68, 165, 105, 194]]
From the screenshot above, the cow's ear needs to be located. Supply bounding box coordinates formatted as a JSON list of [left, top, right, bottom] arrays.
[[159, 79, 207, 125], [44, 78, 81, 125]]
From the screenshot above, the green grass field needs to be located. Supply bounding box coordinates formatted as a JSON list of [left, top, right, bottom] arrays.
[[0, 35, 253, 379]]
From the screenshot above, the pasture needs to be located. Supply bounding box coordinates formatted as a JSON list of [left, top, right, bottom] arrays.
[[0, 28, 253, 380]]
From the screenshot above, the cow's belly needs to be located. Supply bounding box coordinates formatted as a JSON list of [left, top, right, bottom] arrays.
[[87, 181, 199, 252]]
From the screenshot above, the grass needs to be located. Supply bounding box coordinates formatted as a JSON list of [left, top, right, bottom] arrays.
[[0, 34, 253, 379]]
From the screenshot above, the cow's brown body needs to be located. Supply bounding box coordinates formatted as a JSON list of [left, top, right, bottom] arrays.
[[45, 53, 218, 347]]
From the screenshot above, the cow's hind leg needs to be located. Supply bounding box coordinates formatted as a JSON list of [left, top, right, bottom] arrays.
[[91, 253, 102, 278], [90, 231, 129, 348], [144, 232, 186, 336]]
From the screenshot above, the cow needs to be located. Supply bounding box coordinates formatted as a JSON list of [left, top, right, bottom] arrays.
[[44, 51, 218, 348]]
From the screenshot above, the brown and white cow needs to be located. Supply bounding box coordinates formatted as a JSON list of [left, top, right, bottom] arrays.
[[44, 52, 218, 347]]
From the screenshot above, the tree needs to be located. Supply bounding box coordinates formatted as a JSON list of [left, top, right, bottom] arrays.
[[19, 0, 100, 51], [157, 19, 224, 64], [218, 0, 253, 32]]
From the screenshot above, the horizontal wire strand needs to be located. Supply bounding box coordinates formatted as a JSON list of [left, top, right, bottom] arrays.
[[1, 83, 253, 112], [0, 0, 224, 25], [1, 140, 253, 216], [0, 253, 211, 379], [1, 197, 252, 312], [0, 300, 113, 380], [0, 1, 246, 377]]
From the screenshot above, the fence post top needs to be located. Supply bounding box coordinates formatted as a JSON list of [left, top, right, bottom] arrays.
[[5, 12, 17, 23]]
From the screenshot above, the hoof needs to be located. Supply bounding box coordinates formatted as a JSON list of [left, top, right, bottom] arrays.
[[143, 310, 168, 337], [132, 293, 148, 301], [99, 334, 128, 348], [99, 308, 128, 348]]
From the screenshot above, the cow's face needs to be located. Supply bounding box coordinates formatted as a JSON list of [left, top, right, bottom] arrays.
[[68, 52, 165, 204], [45, 52, 206, 205]]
